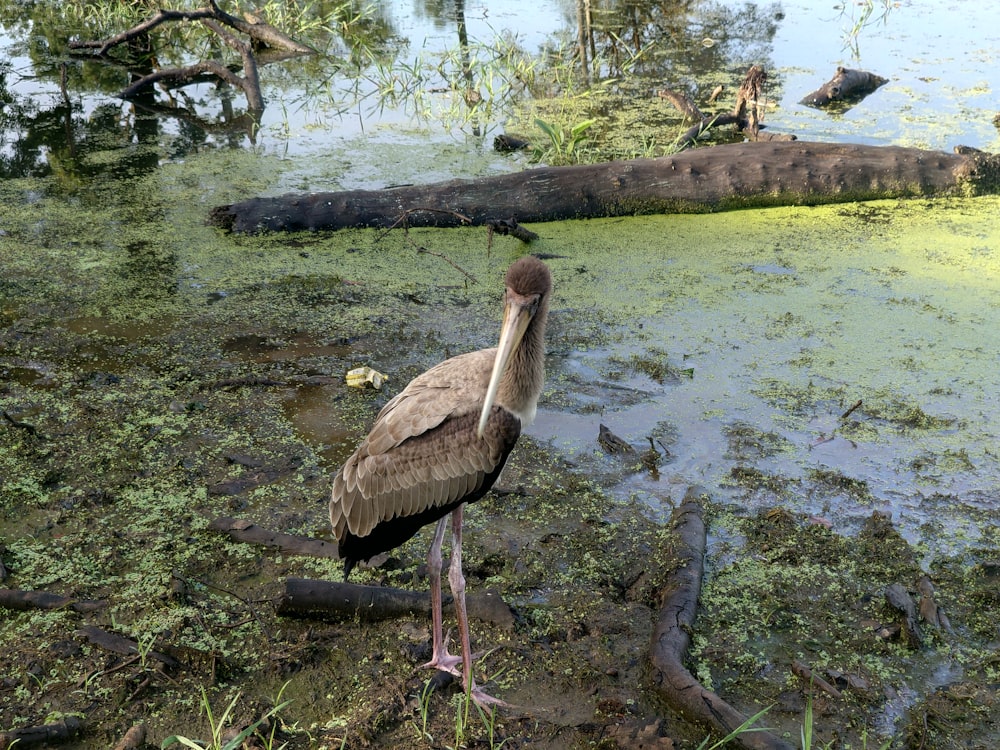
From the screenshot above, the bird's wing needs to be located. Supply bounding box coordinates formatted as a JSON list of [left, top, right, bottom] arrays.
[[364, 348, 494, 456], [330, 349, 517, 540]]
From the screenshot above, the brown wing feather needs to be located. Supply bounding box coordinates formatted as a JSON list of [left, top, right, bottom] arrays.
[[330, 408, 519, 542], [330, 349, 514, 542], [361, 348, 494, 456]]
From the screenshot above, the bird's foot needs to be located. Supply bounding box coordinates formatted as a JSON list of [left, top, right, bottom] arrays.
[[467, 684, 511, 709], [423, 655, 462, 676], [422, 635, 463, 676]]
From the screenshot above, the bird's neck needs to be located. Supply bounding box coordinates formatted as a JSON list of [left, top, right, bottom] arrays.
[[498, 312, 547, 426]]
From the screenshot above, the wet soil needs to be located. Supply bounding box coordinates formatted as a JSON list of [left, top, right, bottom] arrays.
[[2, 158, 1000, 748]]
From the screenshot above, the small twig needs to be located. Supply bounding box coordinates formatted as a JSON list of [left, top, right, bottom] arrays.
[[415, 247, 478, 283], [808, 433, 835, 449], [378, 207, 473, 237], [791, 659, 843, 699], [372, 208, 478, 282], [190, 576, 276, 650], [840, 399, 863, 420], [199, 376, 288, 391]]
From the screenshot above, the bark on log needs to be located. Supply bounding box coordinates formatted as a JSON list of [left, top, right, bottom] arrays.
[[209, 516, 340, 558], [0, 588, 106, 613], [649, 486, 794, 750], [209, 141, 1000, 234], [0, 718, 81, 749], [75, 625, 180, 667], [276, 577, 515, 630]]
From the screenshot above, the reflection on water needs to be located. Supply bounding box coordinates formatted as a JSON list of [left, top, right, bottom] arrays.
[[3, 0, 997, 192]]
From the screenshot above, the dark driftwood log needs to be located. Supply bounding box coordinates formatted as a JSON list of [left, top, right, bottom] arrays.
[[209, 141, 1000, 234], [0, 588, 106, 613], [276, 577, 515, 630], [0, 718, 82, 750], [649, 486, 794, 750], [800, 67, 888, 108], [209, 516, 340, 558]]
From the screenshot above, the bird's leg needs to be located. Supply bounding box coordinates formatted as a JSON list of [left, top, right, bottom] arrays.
[[422, 516, 461, 675], [449, 505, 507, 707]]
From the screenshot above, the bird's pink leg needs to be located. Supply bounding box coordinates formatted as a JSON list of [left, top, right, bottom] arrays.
[[423, 515, 461, 675], [449, 506, 507, 707]]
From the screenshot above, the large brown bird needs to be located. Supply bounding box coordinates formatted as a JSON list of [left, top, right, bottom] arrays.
[[330, 256, 551, 704]]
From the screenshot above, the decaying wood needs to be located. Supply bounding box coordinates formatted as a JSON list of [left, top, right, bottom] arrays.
[[916, 575, 952, 632], [485, 217, 539, 244], [800, 67, 888, 109], [791, 659, 843, 699], [210, 140, 1000, 234], [733, 65, 768, 138], [210, 516, 340, 559], [884, 583, 923, 649], [0, 718, 82, 749], [657, 87, 704, 123], [112, 723, 147, 750], [75, 625, 180, 667], [276, 577, 515, 630], [650, 486, 794, 750], [665, 66, 794, 146], [0, 588, 106, 613], [598, 423, 636, 455]]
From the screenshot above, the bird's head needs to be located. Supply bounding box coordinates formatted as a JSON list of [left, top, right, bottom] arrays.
[[478, 256, 552, 438]]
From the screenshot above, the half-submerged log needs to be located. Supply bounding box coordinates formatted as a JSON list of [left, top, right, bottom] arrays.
[[210, 141, 1000, 234], [800, 67, 888, 109], [649, 486, 794, 750], [276, 577, 515, 629]]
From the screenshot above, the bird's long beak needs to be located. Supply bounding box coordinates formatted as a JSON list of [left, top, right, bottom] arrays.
[[477, 295, 535, 438]]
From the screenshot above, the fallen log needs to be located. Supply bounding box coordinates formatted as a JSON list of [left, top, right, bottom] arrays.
[[0, 718, 81, 749], [0, 588, 106, 613], [276, 577, 515, 630], [209, 141, 1000, 234], [649, 486, 794, 750], [75, 625, 180, 667], [209, 516, 340, 558]]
